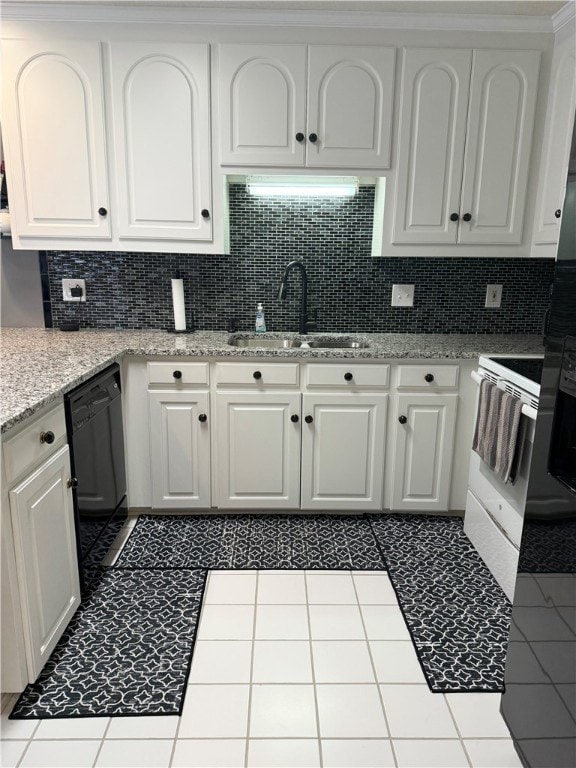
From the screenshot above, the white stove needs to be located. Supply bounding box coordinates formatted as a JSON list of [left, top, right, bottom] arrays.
[[464, 354, 543, 601]]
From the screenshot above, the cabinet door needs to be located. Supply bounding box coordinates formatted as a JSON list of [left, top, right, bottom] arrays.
[[391, 394, 457, 512], [533, 37, 576, 245], [393, 48, 472, 244], [2, 41, 110, 239], [306, 45, 395, 169], [109, 43, 212, 241], [217, 44, 306, 166], [459, 50, 540, 245], [216, 393, 301, 508], [148, 391, 210, 508], [9, 445, 80, 682], [301, 394, 387, 510]]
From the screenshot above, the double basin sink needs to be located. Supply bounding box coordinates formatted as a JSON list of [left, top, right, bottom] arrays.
[[228, 335, 369, 349]]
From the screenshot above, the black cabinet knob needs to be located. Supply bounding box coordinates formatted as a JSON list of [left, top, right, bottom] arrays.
[[555, 209, 562, 219], [98, 207, 108, 217], [201, 209, 210, 219], [198, 413, 207, 423], [398, 415, 407, 425], [308, 133, 318, 143], [40, 430, 55, 444], [344, 372, 353, 381], [253, 371, 262, 380], [424, 373, 435, 383], [450, 212, 459, 222], [462, 213, 472, 222], [173, 370, 182, 379], [67, 477, 79, 489], [290, 414, 299, 423], [295, 132, 305, 142], [305, 415, 314, 424]]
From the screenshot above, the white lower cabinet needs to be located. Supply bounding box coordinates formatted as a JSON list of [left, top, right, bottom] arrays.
[[391, 393, 458, 511], [9, 444, 80, 682], [215, 392, 301, 508], [149, 391, 211, 508], [300, 394, 387, 510]]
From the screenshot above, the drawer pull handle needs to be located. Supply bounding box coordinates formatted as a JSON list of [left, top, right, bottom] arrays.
[[198, 413, 208, 423], [555, 209, 562, 219], [424, 373, 435, 383], [398, 415, 407, 425], [344, 372, 353, 381], [173, 370, 182, 379], [290, 414, 299, 423], [98, 207, 108, 217], [450, 212, 459, 222], [295, 132, 305, 142], [40, 430, 55, 444], [201, 208, 210, 219], [67, 477, 78, 489], [253, 371, 262, 380], [305, 415, 314, 424], [462, 213, 472, 222], [309, 132, 318, 143]]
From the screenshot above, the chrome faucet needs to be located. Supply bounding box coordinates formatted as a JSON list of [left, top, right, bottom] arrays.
[[276, 260, 315, 335]]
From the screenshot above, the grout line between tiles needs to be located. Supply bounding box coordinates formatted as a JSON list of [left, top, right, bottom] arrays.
[[352, 572, 399, 768], [244, 570, 258, 768], [443, 692, 473, 768], [304, 570, 324, 768]]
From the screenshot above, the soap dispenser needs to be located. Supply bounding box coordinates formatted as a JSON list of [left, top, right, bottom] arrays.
[[255, 303, 266, 333]]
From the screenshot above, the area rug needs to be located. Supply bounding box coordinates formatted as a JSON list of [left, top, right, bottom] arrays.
[[113, 513, 386, 570], [9, 568, 206, 719], [368, 514, 512, 692]]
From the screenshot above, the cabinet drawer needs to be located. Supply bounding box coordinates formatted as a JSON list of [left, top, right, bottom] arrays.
[[305, 364, 389, 389], [215, 363, 299, 387], [3, 403, 67, 485], [397, 365, 459, 389], [147, 362, 209, 386]]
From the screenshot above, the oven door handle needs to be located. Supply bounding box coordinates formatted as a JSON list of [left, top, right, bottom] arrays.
[[471, 370, 538, 421]]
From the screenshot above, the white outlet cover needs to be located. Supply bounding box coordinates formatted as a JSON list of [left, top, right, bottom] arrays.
[[485, 284, 502, 308], [391, 284, 415, 307], [62, 278, 86, 302]]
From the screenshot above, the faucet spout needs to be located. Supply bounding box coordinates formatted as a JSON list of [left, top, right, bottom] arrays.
[[277, 260, 311, 335]]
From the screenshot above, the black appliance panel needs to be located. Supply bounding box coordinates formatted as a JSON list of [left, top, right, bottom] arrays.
[[549, 336, 576, 496], [486, 357, 544, 385], [65, 364, 127, 587]]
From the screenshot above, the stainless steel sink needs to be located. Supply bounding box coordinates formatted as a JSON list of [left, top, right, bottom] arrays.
[[227, 336, 369, 349], [228, 337, 302, 348], [306, 340, 368, 349]]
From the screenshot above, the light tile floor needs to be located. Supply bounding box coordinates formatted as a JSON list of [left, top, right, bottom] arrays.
[[1, 527, 524, 768]]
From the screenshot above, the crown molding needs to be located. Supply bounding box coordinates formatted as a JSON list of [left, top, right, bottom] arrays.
[[552, 0, 575, 33], [0, 2, 557, 32]]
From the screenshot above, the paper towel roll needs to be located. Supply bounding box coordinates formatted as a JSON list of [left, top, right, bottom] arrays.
[[171, 278, 186, 331]]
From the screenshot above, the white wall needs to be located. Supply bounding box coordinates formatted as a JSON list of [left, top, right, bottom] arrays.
[[0, 238, 44, 327]]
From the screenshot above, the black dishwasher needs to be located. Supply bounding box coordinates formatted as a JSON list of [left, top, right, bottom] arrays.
[[64, 363, 127, 592]]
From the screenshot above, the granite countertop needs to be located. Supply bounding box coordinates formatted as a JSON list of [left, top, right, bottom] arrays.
[[0, 328, 544, 434]]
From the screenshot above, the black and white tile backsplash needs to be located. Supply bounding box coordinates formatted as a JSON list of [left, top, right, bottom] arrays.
[[44, 184, 554, 334]]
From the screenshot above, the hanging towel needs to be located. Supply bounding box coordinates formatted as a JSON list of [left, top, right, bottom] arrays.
[[472, 378, 524, 484]]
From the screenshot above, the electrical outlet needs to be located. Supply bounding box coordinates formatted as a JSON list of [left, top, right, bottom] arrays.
[[485, 284, 502, 308], [62, 278, 86, 302], [391, 284, 415, 307]]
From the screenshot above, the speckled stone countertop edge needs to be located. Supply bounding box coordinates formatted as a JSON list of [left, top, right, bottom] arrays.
[[0, 328, 544, 435]]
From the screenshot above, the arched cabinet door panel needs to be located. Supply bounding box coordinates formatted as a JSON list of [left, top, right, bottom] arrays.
[[109, 43, 212, 241], [217, 44, 306, 167], [459, 50, 540, 245], [2, 41, 110, 239], [393, 48, 472, 244], [306, 45, 395, 169]]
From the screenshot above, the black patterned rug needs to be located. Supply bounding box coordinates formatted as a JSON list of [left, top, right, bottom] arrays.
[[10, 568, 206, 719], [368, 514, 512, 692], [114, 513, 385, 570], [10, 513, 512, 719]]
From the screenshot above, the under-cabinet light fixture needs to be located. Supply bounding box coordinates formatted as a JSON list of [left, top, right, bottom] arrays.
[[246, 176, 359, 198]]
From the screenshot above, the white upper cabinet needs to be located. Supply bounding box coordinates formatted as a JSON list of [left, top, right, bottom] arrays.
[[393, 47, 540, 246], [393, 48, 472, 244], [109, 43, 212, 241], [217, 44, 395, 169], [532, 34, 576, 247], [1, 40, 110, 239]]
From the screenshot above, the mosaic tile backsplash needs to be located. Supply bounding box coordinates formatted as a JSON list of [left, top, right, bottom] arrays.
[[44, 184, 554, 334]]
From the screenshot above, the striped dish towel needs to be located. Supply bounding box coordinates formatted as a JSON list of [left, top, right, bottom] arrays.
[[472, 378, 524, 484]]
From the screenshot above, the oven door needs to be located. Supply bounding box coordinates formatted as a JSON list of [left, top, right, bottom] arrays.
[[548, 342, 576, 496]]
